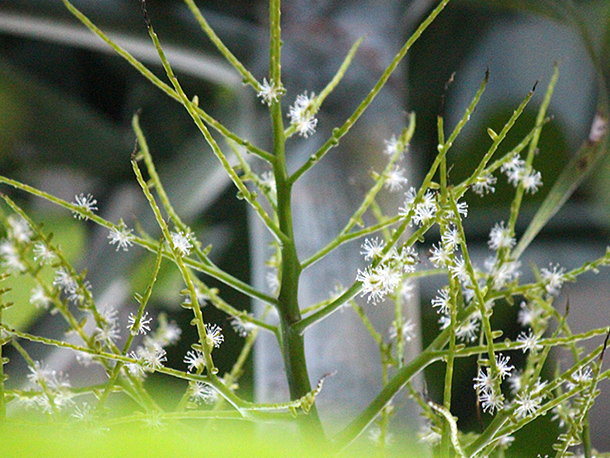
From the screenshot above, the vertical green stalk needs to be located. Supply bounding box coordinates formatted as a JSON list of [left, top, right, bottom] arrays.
[[268, 0, 322, 435], [440, 284, 459, 458], [0, 272, 7, 421], [0, 308, 5, 422], [507, 65, 558, 241]]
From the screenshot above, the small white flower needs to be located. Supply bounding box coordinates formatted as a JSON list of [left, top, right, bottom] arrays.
[[231, 316, 256, 338], [514, 392, 541, 419], [384, 165, 408, 192], [181, 286, 209, 308], [429, 243, 451, 268], [127, 311, 153, 336], [189, 381, 218, 405], [472, 173, 497, 196], [356, 264, 400, 305], [67, 280, 91, 305], [360, 237, 386, 261], [72, 403, 94, 423], [27, 361, 54, 386], [0, 239, 25, 272], [398, 187, 417, 217], [384, 135, 402, 156], [391, 245, 419, 273], [33, 242, 57, 265], [431, 287, 450, 314], [508, 371, 522, 395], [170, 230, 192, 257], [356, 267, 382, 303], [389, 319, 416, 343], [260, 171, 277, 195], [288, 92, 317, 137], [495, 354, 514, 380], [108, 222, 135, 251], [479, 387, 504, 414], [521, 169, 543, 193], [441, 225, 460, 252], [488, 222, 515, 251], [517, 301, 536, 326], [448, 256, 470, 284], [455, 201, 469, 218], [501, 154, 526, 185], [72, 193, 98, 220], [125, 352, 146, 378], [516, 331, 542, 353], [412, 191, 437, 226], [438, 313, 451, 330], [531, 378, 548, 396], [206, 324, 224, 348], [96, 307, 120, 345], [490, 259, 521, 289], [138, 344, 167, 372], [53, 267, 78, 295], [456, 317, 479, 342], [75, 352, 94, 367], [540, 263, 565, 295], [473, 367, 495, 394], [143, 411, 165, 430], [30, 284, 52, 310], [184, 349, 206, 373], [7, 215, 33, 244], [257, 78, 284, 106], [399, 280, 415, 301], [565, 366, 593, 391], [152, 317, 182, 347]]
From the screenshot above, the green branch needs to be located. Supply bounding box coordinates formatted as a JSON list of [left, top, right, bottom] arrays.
[[290, 0, 451, 183]]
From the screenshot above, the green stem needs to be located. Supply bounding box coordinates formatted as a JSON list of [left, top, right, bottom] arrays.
[[182, 0, 259, 89], [333, 342, 441, 449], [0, 175, 278, 306], [0, 308, 5, 422], [267, 0, 323, 436], [506, 65, 558, 247], [290, 0, 451, 184], [61, 0, 273, 162]]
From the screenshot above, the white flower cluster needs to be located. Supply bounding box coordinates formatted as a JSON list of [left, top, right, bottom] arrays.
[[399, 189, 438, 226], [473, 354, 514, 414], [189, 381, 218, 405], [356, 239, 418, 305], [288, 92, 318, 138], [53, 266, 92, 306], [501, 154, 542, 193], [0, 215, 33, 272], [469, 152, 544, 197], [19, 360, 75, 414], [170, 230, 193, 257], [124, 316, 182, 378]]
